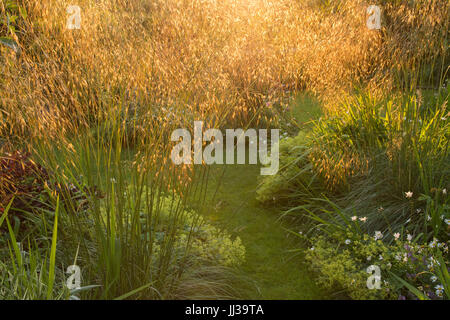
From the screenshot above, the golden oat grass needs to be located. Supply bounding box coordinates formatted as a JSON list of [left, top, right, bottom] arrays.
[[0, 0, 448, 143]]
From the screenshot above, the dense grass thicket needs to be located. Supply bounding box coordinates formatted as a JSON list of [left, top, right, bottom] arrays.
[[258, 89, 449, 299], [0, 0, 449, 300]]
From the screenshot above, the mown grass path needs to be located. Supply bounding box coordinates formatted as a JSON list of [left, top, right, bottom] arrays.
[[202, 163, 326, 299]]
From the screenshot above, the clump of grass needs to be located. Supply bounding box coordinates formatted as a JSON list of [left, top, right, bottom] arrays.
[[261, 88, 449, 238], [0, 197, 69, 300], [23, 102, 246, 299]]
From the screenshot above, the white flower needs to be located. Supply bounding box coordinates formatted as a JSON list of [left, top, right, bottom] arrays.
[[379, 255, 383, 260], [367, 256, 372, 261], [360, 217, 368, 223], [416, 208, 422, 213], [351, 216, 357, 221], [110, 178, 116, 184], [430, 276, 438, 283], [345, 239, 351, 245], [435, 284, 444, 297], [310, 247, 315, 251], [394, 233, 400, 240], [427, 257, 440, 269], [429, 238, 438, 248], [407, 234, 413, 242], [427, 215, 431, 221], [445, 219, 450, 226], [443, 188, 447, 195], [395, 254, 402, 261], [405, 191, 413, 198], [374, 231, 383, 240]]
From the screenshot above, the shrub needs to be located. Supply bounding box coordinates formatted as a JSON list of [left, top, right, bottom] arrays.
[[139, 191, 246, 269], [0, 151, 50, 226], [256, 131, 322, 205], [305, 229, 449, 300]]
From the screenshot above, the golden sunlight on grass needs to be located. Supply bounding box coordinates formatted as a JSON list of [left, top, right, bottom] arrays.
[[1, 0, 447, 143], [0, 0, 448, 301]]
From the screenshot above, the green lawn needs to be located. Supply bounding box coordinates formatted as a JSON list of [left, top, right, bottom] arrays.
[[289, 92, 323, 126], [200, 163, 325, 299]]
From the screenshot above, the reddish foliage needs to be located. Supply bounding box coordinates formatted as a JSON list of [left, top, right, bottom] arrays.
[[0, 151, 50, 216], [0, 150, 104, 236]]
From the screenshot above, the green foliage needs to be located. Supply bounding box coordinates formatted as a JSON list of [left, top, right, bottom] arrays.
[[137, 189, 246, 268], [23, 112, 247, 300], [256, 131, 322, 205], [258, 88, 449, 299], [0, 198, 70, 300], [305, 235, 396, 300], [0, 0, 27, 53], [305, 229, 449, 300], [260, 89, 449, 237]]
